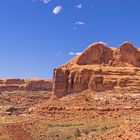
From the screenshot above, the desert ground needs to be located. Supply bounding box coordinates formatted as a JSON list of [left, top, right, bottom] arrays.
[[0, 90, 140, 140]]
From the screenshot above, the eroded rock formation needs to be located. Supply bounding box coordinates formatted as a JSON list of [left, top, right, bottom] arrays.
[[53, 41, 140, 97], [0, 78, 52, 92]]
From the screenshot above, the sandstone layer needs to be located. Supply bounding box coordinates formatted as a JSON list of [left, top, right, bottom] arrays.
[[0, 78, 52, 92], [53, 41, 140, 97]]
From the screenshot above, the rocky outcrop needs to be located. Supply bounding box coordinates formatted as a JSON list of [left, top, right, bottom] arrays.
[[25, 79, 52, 91], [119, 42, 140, 66], [0, 78, 52, 92], [77, 42, 113, 65], [76, 41, 140, 67], [53, 41, 140, 97]]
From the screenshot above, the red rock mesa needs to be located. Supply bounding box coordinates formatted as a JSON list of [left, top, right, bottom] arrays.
[[53, 41, 140, 97]]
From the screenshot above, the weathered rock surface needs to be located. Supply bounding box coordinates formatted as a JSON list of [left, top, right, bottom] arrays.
[[0, 78, 52, 92], [53, 41, 140, 97]]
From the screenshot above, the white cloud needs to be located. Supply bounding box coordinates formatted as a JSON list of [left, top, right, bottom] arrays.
[[32, 0, 51, 4], [98, 41, 107, 45], [75, 21, 85, 25], [76, 4, 82, 9], [52, 6, 63, 15], [68, 52, 82, 56], [42, 0, 51, 4]]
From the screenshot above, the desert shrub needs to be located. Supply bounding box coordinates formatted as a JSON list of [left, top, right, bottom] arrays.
[[100, 125, 108, 132], [123, 95, 128, 101], [52, 124, 83, 128], [63, 136, 72, 140], [105, 99, 110, 104], [74, 129, 81, 137], [84, 129, 89, 135]]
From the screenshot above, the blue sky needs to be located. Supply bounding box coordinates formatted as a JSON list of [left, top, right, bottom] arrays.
[[0, 0, 140, 78]]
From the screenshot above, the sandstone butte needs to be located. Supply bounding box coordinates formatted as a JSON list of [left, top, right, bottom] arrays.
[[52, 41, 140, 97], [0, 78, 52, 92]]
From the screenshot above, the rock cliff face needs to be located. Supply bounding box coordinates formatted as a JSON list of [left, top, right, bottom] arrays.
[[53, 41, 140, 97], [0, 78, 52, 92]]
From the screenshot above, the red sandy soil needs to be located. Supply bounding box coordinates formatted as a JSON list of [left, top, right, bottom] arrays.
[[0, 90, 139, 140]]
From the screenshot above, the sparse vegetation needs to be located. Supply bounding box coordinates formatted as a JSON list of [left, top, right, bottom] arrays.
[[63, 136, 72, 140], [105, 99, 110, 104], [74, 129, 81, 137], [51, 124, 84, 128], [0, 90, 140, 140]]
